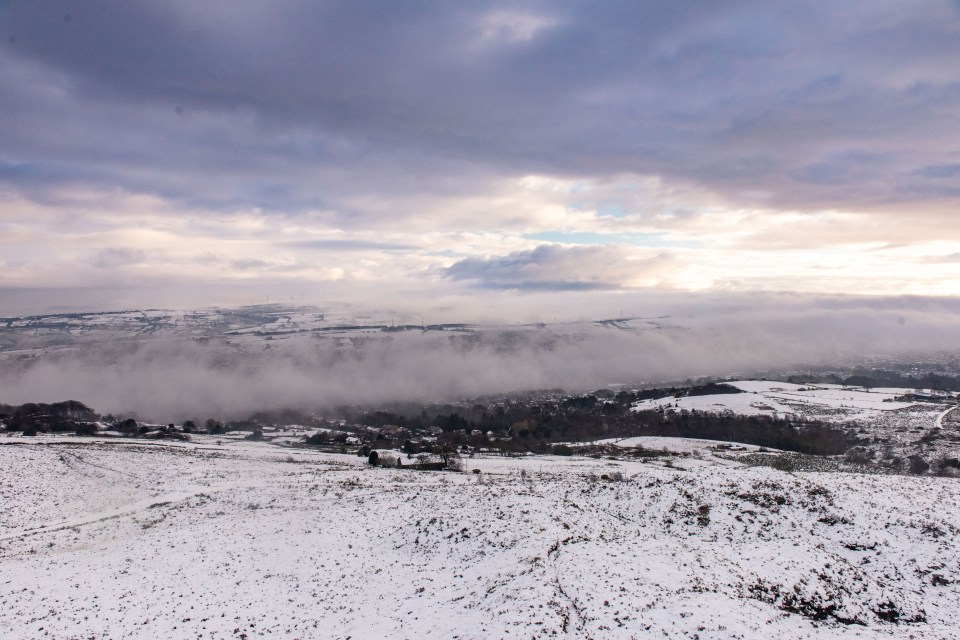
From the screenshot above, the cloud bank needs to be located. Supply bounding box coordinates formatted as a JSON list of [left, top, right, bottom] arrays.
[[2, 294, 959, 421], [1, 1, 959, 311]]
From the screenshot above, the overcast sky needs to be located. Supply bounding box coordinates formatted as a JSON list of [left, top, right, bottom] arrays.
[[2, 1, 959, 318]]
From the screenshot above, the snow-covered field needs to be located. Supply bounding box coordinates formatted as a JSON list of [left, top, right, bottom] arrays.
[[633, 380, 960, 462], [631, 380, 948, 420], [2, 437, 958, 639]]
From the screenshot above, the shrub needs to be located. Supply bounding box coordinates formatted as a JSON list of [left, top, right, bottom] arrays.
[[118, 418, 139, 434], [908, 455, 930, 475], [770, 455, 797, 472], [844, 447, 875, 465], [697, 504, 711, 527], [378, 453, 399, 467], [74, 423, 98, 436], [933, 457, 960, 477], [306, 431, 330, 445]]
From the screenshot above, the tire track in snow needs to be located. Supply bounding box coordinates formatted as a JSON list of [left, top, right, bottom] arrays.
[[58, 449, 140, 480], [546, 534, 589, 636], [0, 479, 267, 543], [934, 406, 958, 430]]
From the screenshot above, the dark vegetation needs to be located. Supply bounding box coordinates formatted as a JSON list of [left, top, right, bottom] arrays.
[[788, 368, 960, 393], [7, 372, 960, 476], [0, 401, 99, 436], [0, 385, 856, 456], [341, 386, 858, 457]]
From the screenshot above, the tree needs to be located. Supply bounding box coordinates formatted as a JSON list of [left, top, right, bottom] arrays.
[[306, 431, 331, 445], [435, 443, 462, 470], [117, 418, 138, 434], [75, 423, 98, 436]]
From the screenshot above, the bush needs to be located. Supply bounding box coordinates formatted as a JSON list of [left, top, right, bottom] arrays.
[[770, 455, 797, 472], [207, 419, 225, 434], [74, 423, 98, 436], [844, 447, 875, 465], [306, 431, 330, 445], [908, 455, 930, 475], [933, 457, 960, 477], [697, 504, 711, 527], [378, 453, 399, 468], [118, 418, 139, 434]]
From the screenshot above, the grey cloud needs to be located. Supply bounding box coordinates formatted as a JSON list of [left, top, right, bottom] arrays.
[[227, 258, 317, 273], [229, 258, 274, 271], [286, 240, 419, 252], [916, 164, 960, 179], [1, 1, 958, 215], [89, 247, 149, 269], [445, 244, 678, 291], [926, 252, 960, 263]]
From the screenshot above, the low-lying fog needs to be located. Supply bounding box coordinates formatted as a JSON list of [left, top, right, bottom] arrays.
[[2, 294, 960, 421]]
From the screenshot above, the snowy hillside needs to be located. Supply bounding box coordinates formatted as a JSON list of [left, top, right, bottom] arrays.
[[1, 437, 958, 639], [631, 380, 953, 420], [633, 380, 960, 463], [0, 305, 676, 356]]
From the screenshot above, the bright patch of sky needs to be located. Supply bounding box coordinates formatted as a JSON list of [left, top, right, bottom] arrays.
[[524, 231, 700, 249]]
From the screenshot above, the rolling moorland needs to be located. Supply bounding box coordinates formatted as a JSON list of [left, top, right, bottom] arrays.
[[2, 307, 960, 638]]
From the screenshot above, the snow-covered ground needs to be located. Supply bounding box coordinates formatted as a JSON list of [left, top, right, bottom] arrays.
[[631, 380, 945, 419], [2, 437, 959, 639], [633, 380, 960, 462]]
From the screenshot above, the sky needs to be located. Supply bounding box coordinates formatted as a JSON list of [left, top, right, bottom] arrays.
[[1, 1, 960, 319]]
